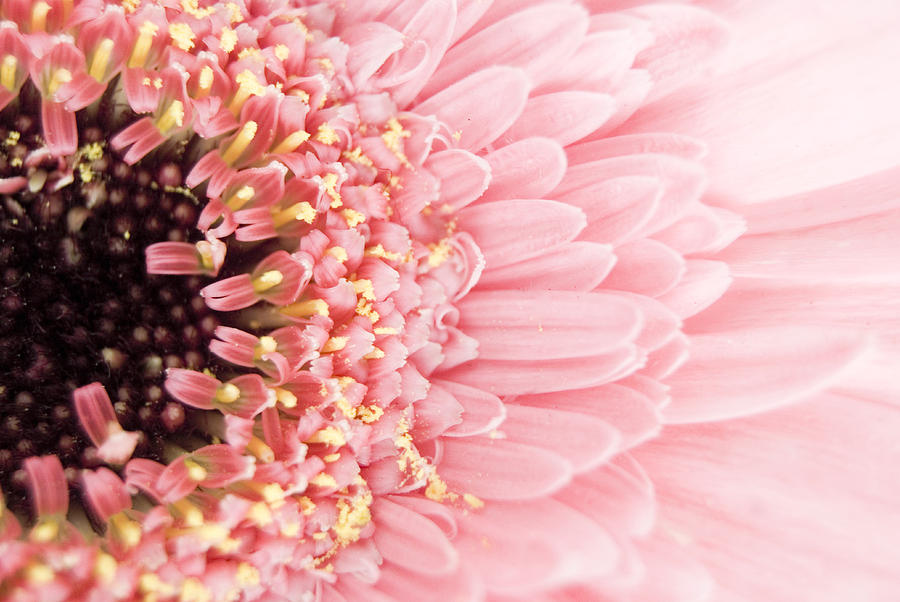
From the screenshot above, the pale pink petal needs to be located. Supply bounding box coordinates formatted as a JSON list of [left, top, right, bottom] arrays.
[[414, 66, 530, 151], [438, 436, 572, 501], [458, 200, 586, 269], [664, 326, 870, 424], [602, 239, 686, 297], [481, 137, 567, 203], [476, 242, 616, 292], [500, 404, 620, 472], [424, 4, 588, 96], [432, 379, 506, 438], [658, 259, 732, 319], [424, 149, 491, 211], [457, 290, 641, 360], [501, 91, 616, 147], [371, 497, 458, 575]]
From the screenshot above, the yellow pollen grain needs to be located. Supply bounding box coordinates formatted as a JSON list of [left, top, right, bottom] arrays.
[[247, 502, 273, 526], [140, 573, 175, 597], [236, 562, 260, 586], [314, 123, 339, 145], [168, 23, 196, 51], [374, 327, 398, 335], [355, 404, 383, 424], [94, 553, 117, 583], [463, 493, 485, 509], [121, 0, 140, 13], [308, 426, 345, 447], [1, 55, 17, 91], [31, 2, 51, 33], [156, 100, 185, 133], [180, 0, 214, 18], [310, 472, 338, 488], [274, 387, 297, 409], [322, 336, 348, 353], [219, 27, 238, 53], [246, 435, 274, 462], [363, 347, 385, 360], [320, 172, 342, 207], [342, 147, 374, 167], [252, 269, 283, 293], [273, 44, 290, 60], [427, 239, 453, 268], [215, 383, 241, 404], [325, 246, 348, 263], [281, 298, 329, 318], [172, 499, 204, 527], [26, 562, 54, 584], [270, 129, 310, 155], [281, 522, 301, 537], [381, 117, 411, 167], [351, 279, 376, 301], [184, 459, 207, 482], [226, 2, 243, 23], [129, 21, 159, 68], [30, 520, 58, 542], [259, 483, 286, 503], [312, 531, 328, 540], [341, 209, 365, 228], [89, 38, 115, 81], [335, 397, 356, 419], [110, 512, 142, 547], [82, 142, 104, 161], [425, 474, 456, 503], [315, 57, 334, 72], [355, 298, 379, 323], [222, 120, 258, 164], [323, 453, 341, 463], [333, 493, 372, 544], [365, 244, 403, 262], [197, 65, 214, 93], [180, 578, 211, 602], [298, 496, 316, 515]]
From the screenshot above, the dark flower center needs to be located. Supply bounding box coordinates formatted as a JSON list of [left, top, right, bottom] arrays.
[[0, 83, 219, 512]]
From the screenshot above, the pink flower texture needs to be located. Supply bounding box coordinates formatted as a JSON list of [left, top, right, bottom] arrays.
[[1, 1, 898, 601]]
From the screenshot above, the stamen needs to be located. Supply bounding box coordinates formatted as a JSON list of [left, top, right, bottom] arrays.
[[280, 299, 329, 318], [1, 55, 18, 92], [156, 100, 185, 134], [196, 65, 214, 96], [215, 383, 241, 404], [129, 21, 159, 68], [184, 459, 207, 482], [253, 336, 277, 359], [251, 270, 283, 293], [271, 201, 316, 228], [225, 185, 254, 211], [246, 436, 274, 462], [47, 69, 72, 97], [89, 39, 115, 81], [221, 121, 257, 164], [31, 2, 51, 33], [228, 71, 264, 115], [274, 387, 297, 408], [270, 130, 310, 155]]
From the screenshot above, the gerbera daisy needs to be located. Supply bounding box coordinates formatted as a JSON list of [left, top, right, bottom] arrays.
[[2, 0, 895, 601]]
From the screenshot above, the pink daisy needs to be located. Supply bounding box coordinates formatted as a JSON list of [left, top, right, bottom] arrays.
[[0, 1, 897, 601]]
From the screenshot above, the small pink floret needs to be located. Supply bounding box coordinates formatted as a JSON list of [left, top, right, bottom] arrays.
[[23, 455, 68, 517]]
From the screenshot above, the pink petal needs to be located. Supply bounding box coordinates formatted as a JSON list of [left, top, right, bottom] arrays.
[[24, 455, 68, 516], [432, 379, 506, 438], [438, 436, 572, 501], [637, 392, 900, 601], [567, 133, 708, 166], [501, 91, 616, 147], [476, 241, 616, 292], [424, 149, 490, 211], [81, 468, 131, 522], [372, 497, 458, 576], [425, 4, 588, 95], [444, 347, 643, 396], [481, 137, 567, 203], [603, 239, 686, 297], [501, 404, 620, 472], [414, 66, 530, 151], [457, 290, 642, 360], [658, 259, 732, 319], [513, 383, 661, 451], [457, 199, 586, 269], [664, 326, 869, 424]]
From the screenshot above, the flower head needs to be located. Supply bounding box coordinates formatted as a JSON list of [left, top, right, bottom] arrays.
[[3, 0, 893, 601]]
